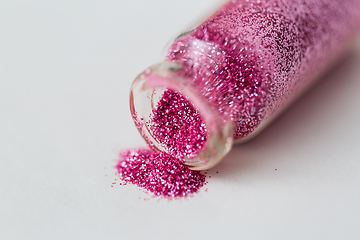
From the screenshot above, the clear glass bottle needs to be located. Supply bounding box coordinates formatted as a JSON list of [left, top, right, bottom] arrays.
[[130, 0, 360, 170]]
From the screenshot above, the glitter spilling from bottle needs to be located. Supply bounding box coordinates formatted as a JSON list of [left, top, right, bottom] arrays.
[[117, 90, 208, 198], [116, 149, 206, 198]]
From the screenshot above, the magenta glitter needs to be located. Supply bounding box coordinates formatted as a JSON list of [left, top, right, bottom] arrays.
[[119, 90, 208, 198], [116, 149, 206, 198], [166, 0, 360, 139], [150, 89, 207, 159]]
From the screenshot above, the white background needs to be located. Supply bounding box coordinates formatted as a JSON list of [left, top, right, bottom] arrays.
[[1, 0, 360, 239]]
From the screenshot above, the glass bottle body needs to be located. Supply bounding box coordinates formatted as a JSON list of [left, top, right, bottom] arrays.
[[130, 0, 360, 170]]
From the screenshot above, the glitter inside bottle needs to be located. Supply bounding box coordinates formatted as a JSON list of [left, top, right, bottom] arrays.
[[130, 0, 360, 170]]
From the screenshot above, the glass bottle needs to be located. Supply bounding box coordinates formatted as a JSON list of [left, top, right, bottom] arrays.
[[130, 0, 360, 170]]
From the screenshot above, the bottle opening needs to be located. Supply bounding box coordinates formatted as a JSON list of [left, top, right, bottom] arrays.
[[148, 89, 208, 160], [130, 62, 233, 170]]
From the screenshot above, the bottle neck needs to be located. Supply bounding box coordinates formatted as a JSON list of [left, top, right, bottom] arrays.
[[130, 61, 233, 170]]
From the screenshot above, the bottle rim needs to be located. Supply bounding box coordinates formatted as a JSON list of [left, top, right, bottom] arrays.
[[129, 62, 233, 170]]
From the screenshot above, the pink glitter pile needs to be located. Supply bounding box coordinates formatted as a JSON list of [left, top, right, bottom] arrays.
[[116, 149, 206, 198], [150, 89, 207, 159]]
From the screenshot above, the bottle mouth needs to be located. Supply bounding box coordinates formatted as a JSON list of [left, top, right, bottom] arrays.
[[129, 62, 233, 170]]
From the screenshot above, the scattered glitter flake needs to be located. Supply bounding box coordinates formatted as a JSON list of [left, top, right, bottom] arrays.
[[150, 89, 208, 159], [116, 149, 206, 198], [275, 169, 277, 171], [216, 171, 219, 174]]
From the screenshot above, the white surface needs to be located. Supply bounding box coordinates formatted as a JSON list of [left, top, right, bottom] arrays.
[[1, 1, 360, 239]]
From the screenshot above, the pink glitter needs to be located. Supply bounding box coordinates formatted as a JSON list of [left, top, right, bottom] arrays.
[[150, 89, 207, 159], [166, 0, 360, 139], [116, 149, 206, 198]]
